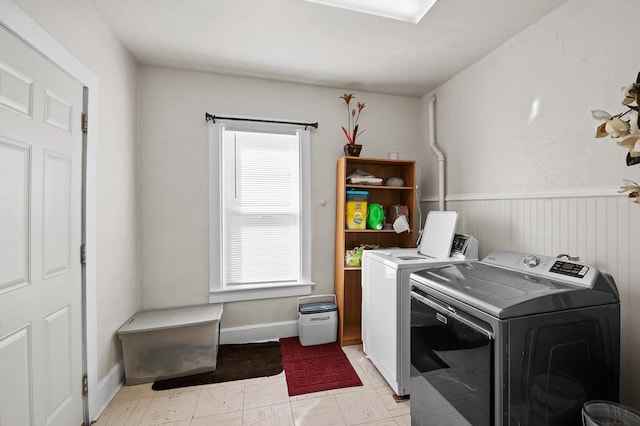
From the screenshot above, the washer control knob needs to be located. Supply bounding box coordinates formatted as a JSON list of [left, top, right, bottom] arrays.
[[523, 255, 540, 268]]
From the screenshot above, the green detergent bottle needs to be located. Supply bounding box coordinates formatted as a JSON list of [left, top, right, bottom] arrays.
[[367, 203, 384, 230]]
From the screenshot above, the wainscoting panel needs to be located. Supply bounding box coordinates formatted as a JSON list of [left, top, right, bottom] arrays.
[[422, 194, 640, 403]]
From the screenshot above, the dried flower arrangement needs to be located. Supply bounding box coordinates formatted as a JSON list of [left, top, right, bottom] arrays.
[[592, 71, 640, 204], [340, 93, 366, 145]]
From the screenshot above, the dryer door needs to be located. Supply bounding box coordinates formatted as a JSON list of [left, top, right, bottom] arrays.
[[410, 288, 494, 426]]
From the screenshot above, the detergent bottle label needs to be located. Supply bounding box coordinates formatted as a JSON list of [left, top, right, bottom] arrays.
[[345, 201, 367, 229]]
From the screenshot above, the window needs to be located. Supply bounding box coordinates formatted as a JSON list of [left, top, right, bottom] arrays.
[[208, 119, 313, 302]]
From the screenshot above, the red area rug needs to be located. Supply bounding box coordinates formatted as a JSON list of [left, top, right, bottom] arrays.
[[279, 337, 362, 396]]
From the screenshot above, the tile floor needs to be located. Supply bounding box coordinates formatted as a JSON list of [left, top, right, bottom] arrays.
[[94, 345, 411, 426]]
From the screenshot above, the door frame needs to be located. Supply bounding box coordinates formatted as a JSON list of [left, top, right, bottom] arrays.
[[0, 0, 100, 422]]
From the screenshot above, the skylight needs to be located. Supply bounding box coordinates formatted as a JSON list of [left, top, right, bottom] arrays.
[[303, 0, 438, 24]]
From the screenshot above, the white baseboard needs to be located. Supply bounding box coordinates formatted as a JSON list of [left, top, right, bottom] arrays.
[[91, 360, 124, 423], [219, 320, 298, 344]]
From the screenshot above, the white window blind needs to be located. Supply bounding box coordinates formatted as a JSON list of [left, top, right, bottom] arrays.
[[208, 118, 313, 303], [222, 130, 300, 285]]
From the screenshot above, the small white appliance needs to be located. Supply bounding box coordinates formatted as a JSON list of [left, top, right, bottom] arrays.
[[361, 211, 478, 396], [297, 294, 338, 346]]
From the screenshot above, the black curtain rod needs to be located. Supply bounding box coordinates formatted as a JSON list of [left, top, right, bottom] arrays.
[[205, 113, 318, 129]]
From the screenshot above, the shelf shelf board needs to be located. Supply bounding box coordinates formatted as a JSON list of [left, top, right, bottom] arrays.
[[345, 229, 411, 233], [341, 323, 362, 346], [343, 156, 415, 166], [346, 184, 413, 190], [343, 266, 362, 271]]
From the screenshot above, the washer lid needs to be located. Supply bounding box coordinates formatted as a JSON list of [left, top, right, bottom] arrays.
[[417, 211, 458, 258], [363, 248, 474, 270], [410, 258, 619, 319]]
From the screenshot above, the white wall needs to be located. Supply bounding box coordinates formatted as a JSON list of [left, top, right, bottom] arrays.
[[15, 0, 638, 411], [420, 0, 640, 405], [137, 65, 420, 330], [14, 0, 139, 384]]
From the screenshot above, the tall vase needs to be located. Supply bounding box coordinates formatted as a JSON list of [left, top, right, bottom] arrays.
[[344, 144, 362, 157]]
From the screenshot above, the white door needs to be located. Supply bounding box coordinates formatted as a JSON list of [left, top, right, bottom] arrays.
[[0, 24, 84, 426]]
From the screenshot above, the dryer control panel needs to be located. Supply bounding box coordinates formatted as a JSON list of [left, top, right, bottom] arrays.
[[550, 260, 589, 278], [481, 250, 598, 288]]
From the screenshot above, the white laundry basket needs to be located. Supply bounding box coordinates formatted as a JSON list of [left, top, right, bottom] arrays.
[[297, 294, 337, 346], [582, 401, 640, 426]]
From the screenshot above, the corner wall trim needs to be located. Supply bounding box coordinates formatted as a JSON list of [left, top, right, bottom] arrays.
[[420, 185, 621, 203], [92, 361, 124, 422]]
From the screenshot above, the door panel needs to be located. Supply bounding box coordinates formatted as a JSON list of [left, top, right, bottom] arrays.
[[0, 325, 32, 425], [0, 61, 33, 117], [43, 150, 72, 278], [0, 139, 30, 292], [44, 305, 73, 425], [0, 24, 84, 426], [44, 90, 73, 133]]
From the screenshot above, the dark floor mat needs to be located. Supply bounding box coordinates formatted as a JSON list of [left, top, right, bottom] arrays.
[[151, 341, 282, 390]]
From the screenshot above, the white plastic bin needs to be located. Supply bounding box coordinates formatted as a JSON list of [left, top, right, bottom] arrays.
[[117, 303, 223, 385], [297, 294, 337, 346]]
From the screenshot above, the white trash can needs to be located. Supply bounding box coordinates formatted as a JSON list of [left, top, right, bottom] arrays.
[[297, 294, 337, 346]]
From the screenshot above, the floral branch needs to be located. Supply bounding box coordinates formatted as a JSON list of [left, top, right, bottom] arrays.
[[592, 72, 640, 157], [618, 180, 640, 204], [340, 93, 366, 145], [592, 71, 640, 206]]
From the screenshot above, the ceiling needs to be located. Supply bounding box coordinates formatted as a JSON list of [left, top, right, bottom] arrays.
[[89, 0, 567, 97]]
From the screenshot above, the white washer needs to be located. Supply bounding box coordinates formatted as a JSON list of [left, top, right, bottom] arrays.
[[362, 216, 478, 396]]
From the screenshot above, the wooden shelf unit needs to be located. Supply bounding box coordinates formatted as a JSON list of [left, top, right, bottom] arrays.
[[334, 156, 416, 346]]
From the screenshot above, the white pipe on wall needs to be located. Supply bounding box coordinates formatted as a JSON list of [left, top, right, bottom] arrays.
[[428, 95, 445, 211]]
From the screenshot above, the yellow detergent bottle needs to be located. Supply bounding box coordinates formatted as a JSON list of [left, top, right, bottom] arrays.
[[345, 190, 368, 230]]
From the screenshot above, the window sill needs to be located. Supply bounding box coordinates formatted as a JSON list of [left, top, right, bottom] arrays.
[[209, 281, 314, 303]]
